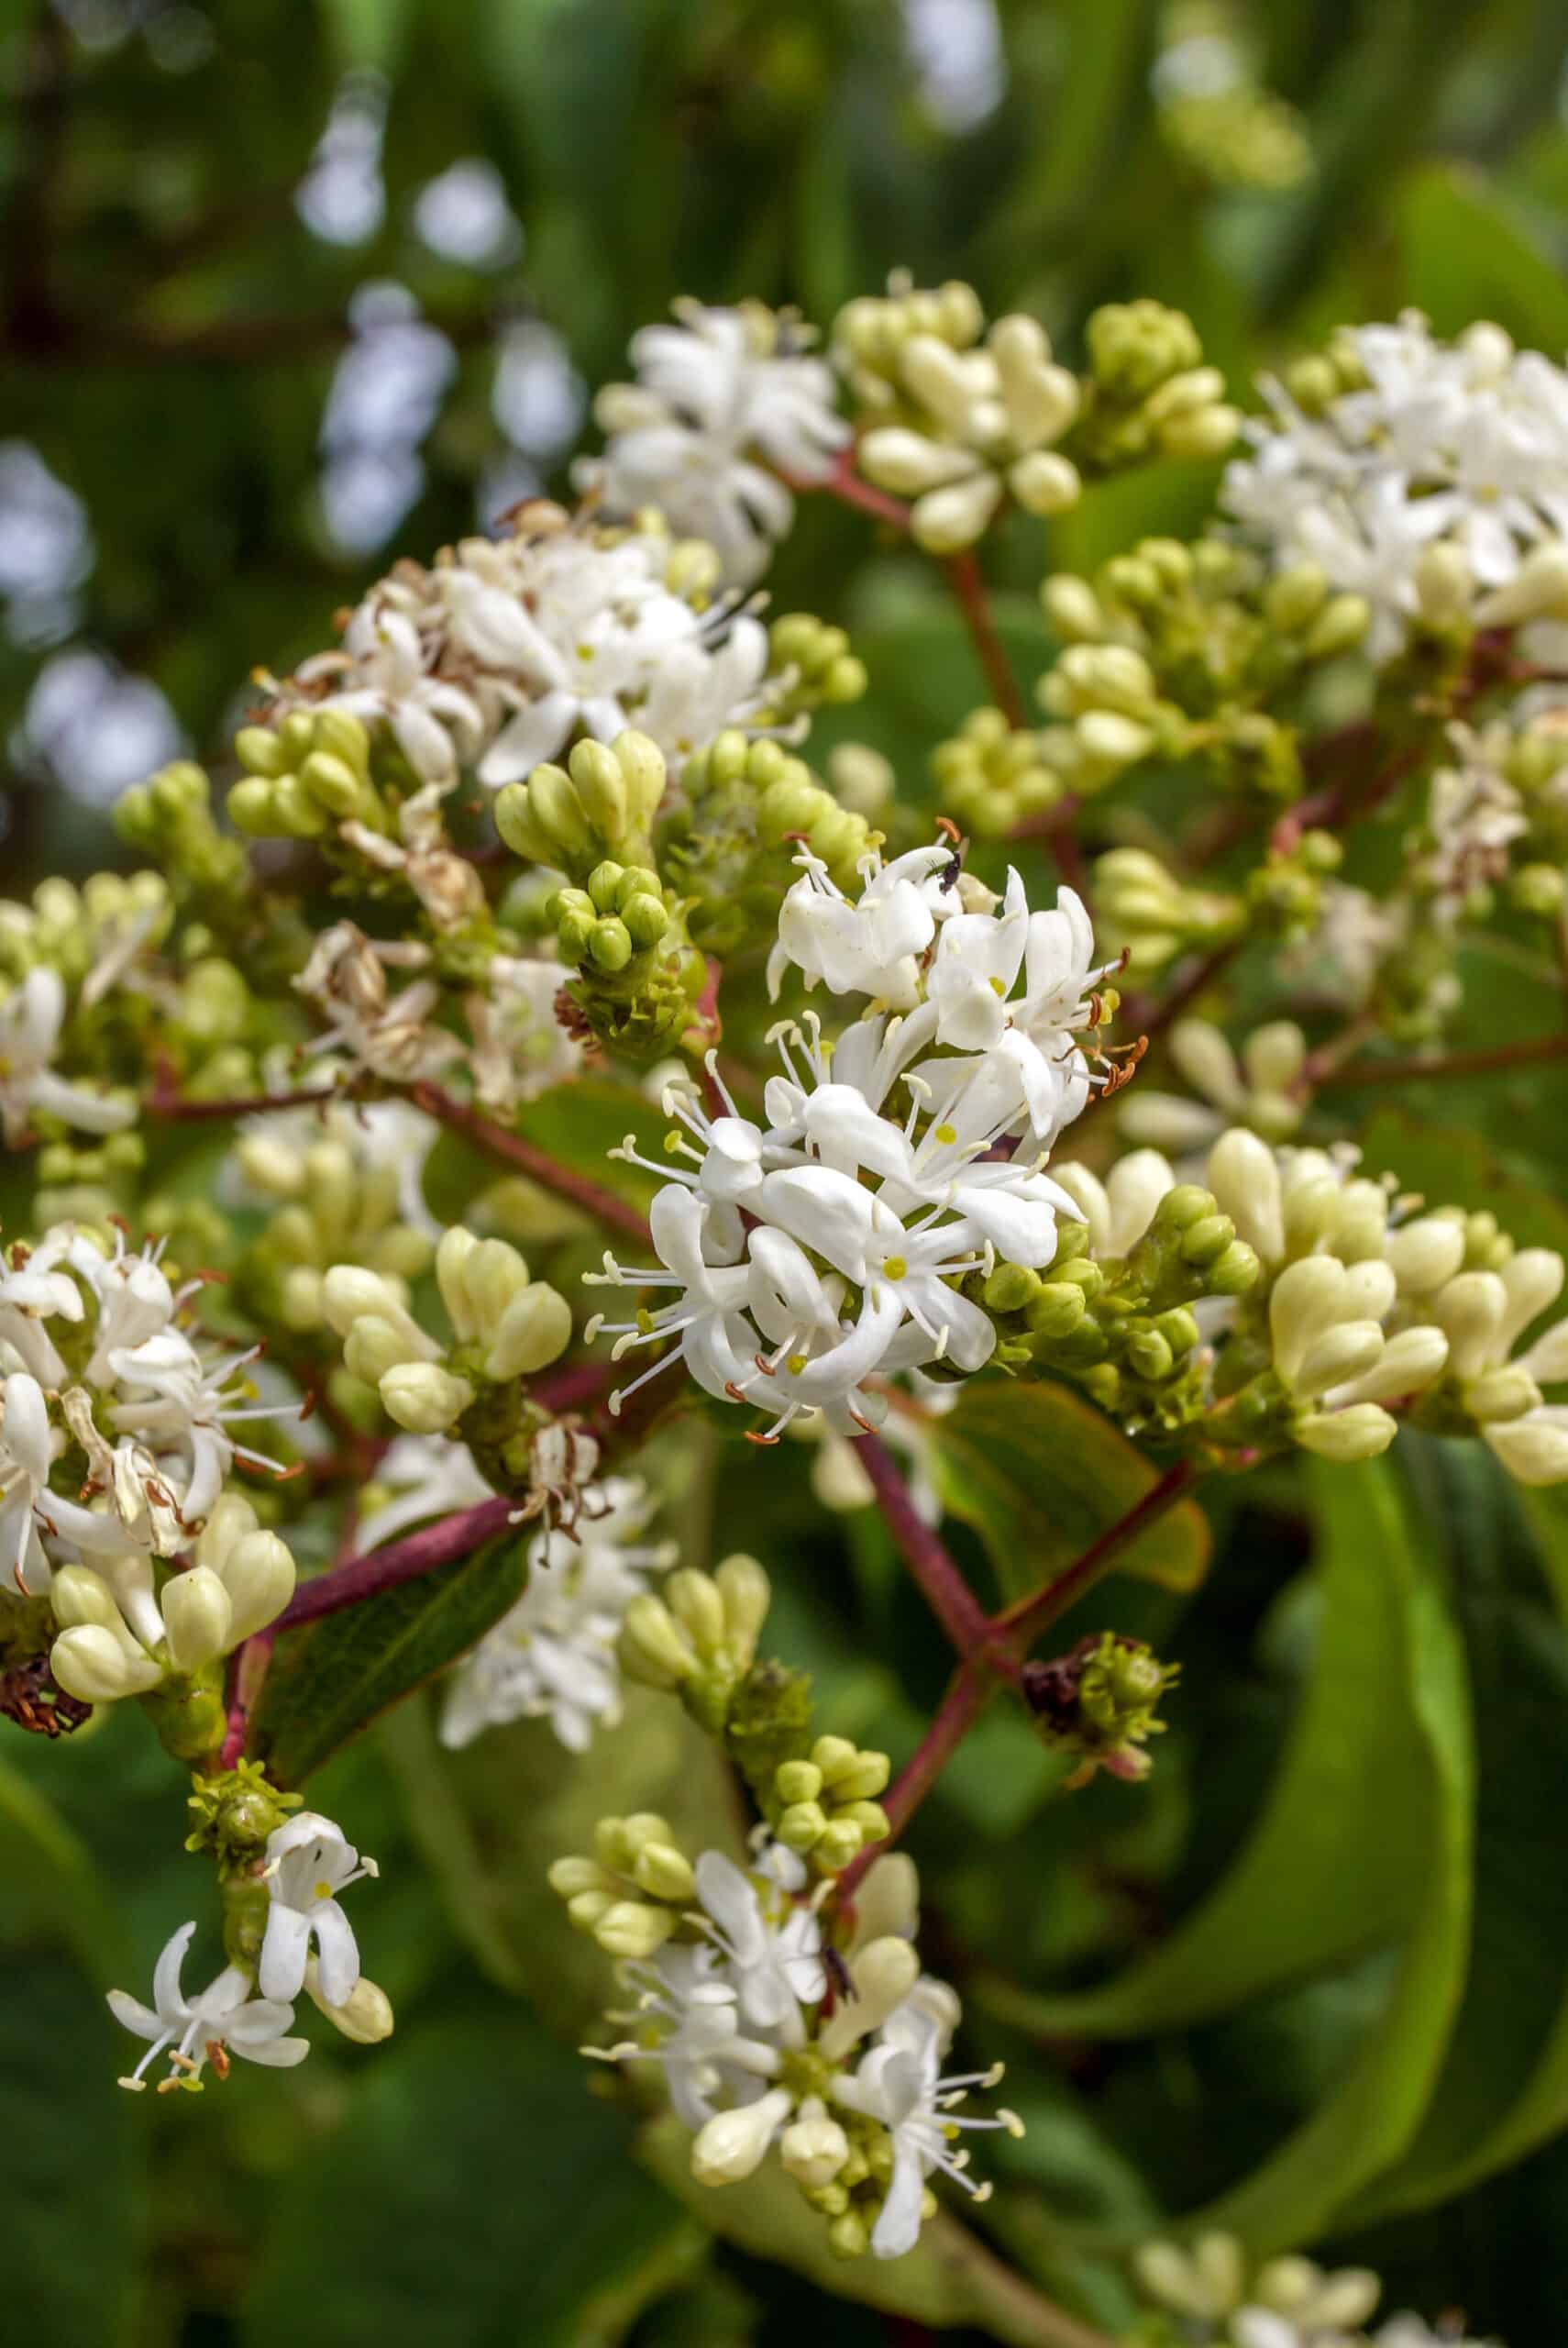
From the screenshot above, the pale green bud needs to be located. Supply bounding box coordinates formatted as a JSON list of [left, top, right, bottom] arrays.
[[691, 2089, 794, 2186], [858, 427, 977, 495], [50, 1565, 123, 1633], [1294, 1403, 1397, 1460], [714, 1552, 770, 1662], [911, 471, 1004, 553], [812, 1821, 864, 1873], [219, 1531, 297, 1644], [378, 1362, 475, 1434], [305, 1962, 394, 2044], [1303, 593, 1371, 659], [160, 1567, 232, 1671], [619, 1595, 700, 1688], [664, 1567, 727, 1656], [1009, 449, 1080, 515], [50, 1624, 162, 1702], [486, 1283, 572, 1379], [528, 764, 595, 861], [234, 725, 291, 777], [779, 2102, 850, 2189], [776, 1760, 824, 1805], [345, 1315, 420, 1385], [631, 1842, 696, 1901], [547, 1855, 615, 1899], [226, 778, 280, 836], [777, 1800, 829, 1851], [568, 739, 628, 841], [595, 1901, 678, 1960]]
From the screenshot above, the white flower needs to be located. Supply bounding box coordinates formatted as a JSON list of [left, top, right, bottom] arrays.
[[259, 1811, 379, 2007], [438, 1475, 675, 1752], [107, 1921, 308, 2090], [831, 1999, 1022, 2258], [294, 921, 458, 1082], [0, 1370, 58, 1591], [0, 966, 132, 1146], [1430, 1249, 1568, 1484], [601, 1944, 783, 2130], [692, 1845, 826, 2038], [583, 300, 847, 585], [767, 843, 963, 1007]]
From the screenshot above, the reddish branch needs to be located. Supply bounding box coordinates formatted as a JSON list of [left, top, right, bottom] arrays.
[[273, 1493, 518, 1630], [942, 549, 1029, 732], [852, 1430, 993, 1656], [991, 1460, 1198, 1650], [410, 1080, 653, 1246], [1313, 1029, 1568, 1089]]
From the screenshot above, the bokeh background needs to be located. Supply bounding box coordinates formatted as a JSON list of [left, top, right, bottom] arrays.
[[9, 2, 1568, 2342]]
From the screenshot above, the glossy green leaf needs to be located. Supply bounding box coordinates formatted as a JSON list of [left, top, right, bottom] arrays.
[[242, 2013, 702, 2348], [638, 2110, 1093, 2347], [253, 1530, 529, 1785], [929, 1378, 1212, 1611], [1177, 1457, 1474, 2250], [0, 1755, 145, 2345], [1346, 1453, 1568, 2221], [1395, 162, 1568, 349], [976, 1456, 1430, 2037]]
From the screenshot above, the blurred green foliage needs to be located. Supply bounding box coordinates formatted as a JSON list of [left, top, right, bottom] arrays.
[[10, 2, 1568, 2343]]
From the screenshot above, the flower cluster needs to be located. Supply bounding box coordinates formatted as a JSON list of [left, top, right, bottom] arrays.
[[1130, 2231, 1496, 2347], [1223, 312, 1568, 659], [586, 845, 1115, 1435], [567, 1838, 1020, 2261]]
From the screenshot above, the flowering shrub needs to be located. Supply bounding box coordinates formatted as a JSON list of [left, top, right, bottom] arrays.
[[12, 275, 1568, 2344]]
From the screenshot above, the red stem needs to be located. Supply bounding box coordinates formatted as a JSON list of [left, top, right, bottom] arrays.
[[145, 1079, 359, 1122], [853, 1430, 993, 1657], [992, 1460, 1198, 1651], [837, 1662, 989, 1899], [942, 549, 1028, 733], [1314, 1029, 1568, 1088], [273, 1493, 518, 1630], [410, 1080, 652, 1247], [219, 1631, 275, 1767], [779, 449, 912, 530]]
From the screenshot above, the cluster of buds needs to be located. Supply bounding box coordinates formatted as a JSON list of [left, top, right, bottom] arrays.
[[618, 1553, 774, 1730], [0, 868, 171, 991], [228, 707, 387, 843], [1117, 1018, 1309, 1157], [976, 1160, 1259, 1434], [114, 760, 252, 922], [1072, 302, 1241, 471], [767, 1736, 892, 1872], [1095, 847, 1247, 979], [1040, 536, 1368, 801], [549, 1810, 701, 1960], [320, 1226, 571, 1436], [846, 287, 1082, 552], [1132, 2231, 1389, 2346], [666, 733, 877, 954], [496, 731, 707, 1055], [930, 706, 1064, 838], [1022, 1631, 1179, 1787], [234, 1103, 436, 1335], [766, 613, 867, 718], [50, 1495, 296, 1719]]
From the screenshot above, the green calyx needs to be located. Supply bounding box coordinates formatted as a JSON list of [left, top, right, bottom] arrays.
[[185, 1759, 304, 1879]]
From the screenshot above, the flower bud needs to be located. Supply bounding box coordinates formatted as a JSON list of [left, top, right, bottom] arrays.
[[378, 1362, 475, 1434], [777, 1800, 829, 1852], [305, 1960, 395, 2043], [1485, 1412, 1568, 1485], [818, 1936, 922, 2060], [619, 1595, 700, 1688], [1432, 1270, 1507, 1379], [160, 1565, 234, 1672], [1325, 1324, 1448, 1407], [691, 2088, 793, 2186], [486, 1283, 572, 1379], [50, 1565, 122, 1633], [220, 1530, 297, 1643], [664, 1567, 728, 1656], [1294, 1403, 1397, 1461], [858, 428, 977, 495], [593, 1900, 677, 1960], [713, 1553, 771, 1663], [911, 472, 1004, 553], [1269, 1257, 1350, 1383], [779, 2100, 851, 2188], [630, 1842, 696, 1901], [1206, 1127, 1285, 1265], [776, 1759, 824, 1805], [1386, 1215, 1466, 1295], [345, 1315, 419, 1385], [50, 1624, 162, 1702], [1009, 450, 1080, 515]]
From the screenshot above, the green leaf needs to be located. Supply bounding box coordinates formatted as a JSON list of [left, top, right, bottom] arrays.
[[1176, 1458, 1474, 2251], [976, 1456, 1431, 2037], [637, 2110, 1093, 2348], [242, 2013, 703, 2348], [928, 1379, 1212, 1611], [1358, 1111, 1568, 1263], [1343, 1448, 1568, 2221], [1394, 161, 1568, 349], [0, 1755, 145, 2345], [253, 1531, 529, 1785]]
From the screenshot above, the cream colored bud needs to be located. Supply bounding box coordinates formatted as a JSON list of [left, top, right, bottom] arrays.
[[220, 1530, 297, 1643], [857, 427, 977, 496], [1159, 404, 1242, 459], [826, 743, 894, 819], [619, 1595, 700, 1688], [818, 1935, 922, 2061], [486, 1283, 572, 1379], [1269, 1256, 1352, 1383], [811, 1438, 876, 1512], [1501, 1248, 1566, 1345], [1330, 1179, 1393, 1265], [1386, 1216, 1466, 1295], [1076, 710, 1155, 768], [1485, 1412, 1568, 1485], [323, 1266, 436, 1357], [50, 1566, 123, 1634], [1134, 2232, 1244, 2320], [379, 1362, 474, 1434], [194, 1490, 260, 1572], [664, 1567, 727, 1656], [1415, 540, 1474, 626], [900, 334, 982, 435], [1476, 543, 1568, 626], [1009, 449, 1080, 515], [435, 1226, 484, 1337], [612, 729, 668, 829], [1042, 574, 1105, 639], [547, 1855, 615, 1899], [631, 1843, 695, 1902], [691, 2089, 793, 2186], [849, 1852, 920, 1947], [1169, 1018, 1245, 1113], [345, 1315, 422, 1386], [910, 471, 1004, 552], [1295, 1403, 1397, 1461], [594, 1900, 677, 1960], [305, 1958, 395, 2043], [1465, 1365, 1541, 1423], [566, 1888, 614, 1933], [237, 1135, 304, 1195], [1048, 1162, 1113, 1254], [1432, 1270, 1507, 1379], [1325, 1324, 1448, 1407], [714, 1552, 771, 1662], [160, 1565, 234, 1672], [779, 2099, 851, 2188], [50, 1624, 162, 1703], [1207, 1128, 1285, 1266]]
